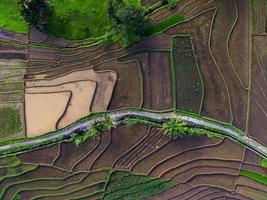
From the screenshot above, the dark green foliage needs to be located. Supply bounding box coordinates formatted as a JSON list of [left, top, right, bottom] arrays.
[[0, 106, 22, 137], [71, 116, 115, 146], [162, 0, 177, 8], [103, 170, 177, 200], [108, 0, 146, 47], [20, 0, 52, 31]]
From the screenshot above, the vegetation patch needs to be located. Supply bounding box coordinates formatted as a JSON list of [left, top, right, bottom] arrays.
[[0, 0, 28, 33], [47, 0, 111, 40], [126, 118, 159, 128], [259, 158, 267, 168], [71, 116, 115, 146], [161, 118, 223, 139], [0, 106, 22, 138], [145, 13, 185, 35], [240, 169, 267, 185], [108, 0, 145, 47], [103, 170, 177, 200]]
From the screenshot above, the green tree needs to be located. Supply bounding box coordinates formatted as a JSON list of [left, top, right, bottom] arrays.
[[162, 0, 177, 8], [162, 118, 189, 139], [20, 0, 52, 31], [108, 0, 145, 47]]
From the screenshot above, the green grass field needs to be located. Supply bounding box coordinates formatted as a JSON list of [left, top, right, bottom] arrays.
[[240, 170, 267, 185], [259, 158, 267, 168], [145, 13, 186, 35], [0, 0, 28, 34], [103, 170, 177, 200], [0, 106, 22, 138], [47, 0, 111, 40], [0, 0, 142, 40]]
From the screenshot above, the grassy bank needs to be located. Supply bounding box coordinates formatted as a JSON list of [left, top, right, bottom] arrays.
[[240, 170, 267, 185], [0, 0, 28, 33], [145, 13, 186, 35]]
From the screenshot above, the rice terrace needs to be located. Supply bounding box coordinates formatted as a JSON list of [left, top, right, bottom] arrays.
[[0, 0, 267, 199]]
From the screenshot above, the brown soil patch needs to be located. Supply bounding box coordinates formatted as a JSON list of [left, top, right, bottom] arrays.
[[116, 127, 169, 171], [147, 183, 194, 200], [25, 92, 71, 137], [148, 185, 251, 200], [164, 8, 231, 123], [209, 0, 248, 130], [144, 139, 243, 178], [7, 172, 86, 200], [248, 99, 267, 145], [183, 0, 215, 19], [26, 80, 96, 129], [91, 125, 148, 169], [235, 176, 267, 199], [187, 173, 237, 191], [94, 60, 141, 110], [0, 29, 28, 44], [173, 36, 203, 113], [242, 163, 267, 177], [161, 159, 241, 181], [54, 139, 99, 171], [0, 166, 68, 191], [181, 0, 213, 16], [21, 170, 107, 199], [247, 36, 267, 145], [171, 166, 239, 183], [17, 144, 59, 165], [132, 135, 220, 174], [228, 0, 249, 88], [140, 51, 173, 110], [73, 133, 111, 171], [235, 185, 267, 200], [124, 51, 173, 110], [149, 7, 171, 22], [131, 33, 171, 49]]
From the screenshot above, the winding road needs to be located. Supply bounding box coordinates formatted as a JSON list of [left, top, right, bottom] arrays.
[[1, 109, 267, 159]]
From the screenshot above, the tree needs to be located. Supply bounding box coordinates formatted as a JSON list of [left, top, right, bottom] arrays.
[[162, 118, 189, 139], [108, 0, 146, 47], [20, 0, 52, 32], [162, 0, 177, 8]]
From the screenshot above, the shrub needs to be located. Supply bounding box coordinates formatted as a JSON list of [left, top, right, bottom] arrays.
[[20, 0, 53, 31], [161, 118, 210, 139], [162, 0, 177, 8], [161, 118, 188, 138], [108, 0, 146, 47], [71, 116, 115, 146]]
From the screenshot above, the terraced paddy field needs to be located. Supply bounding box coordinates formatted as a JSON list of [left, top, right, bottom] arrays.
[[0, 0, 267, 199]]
